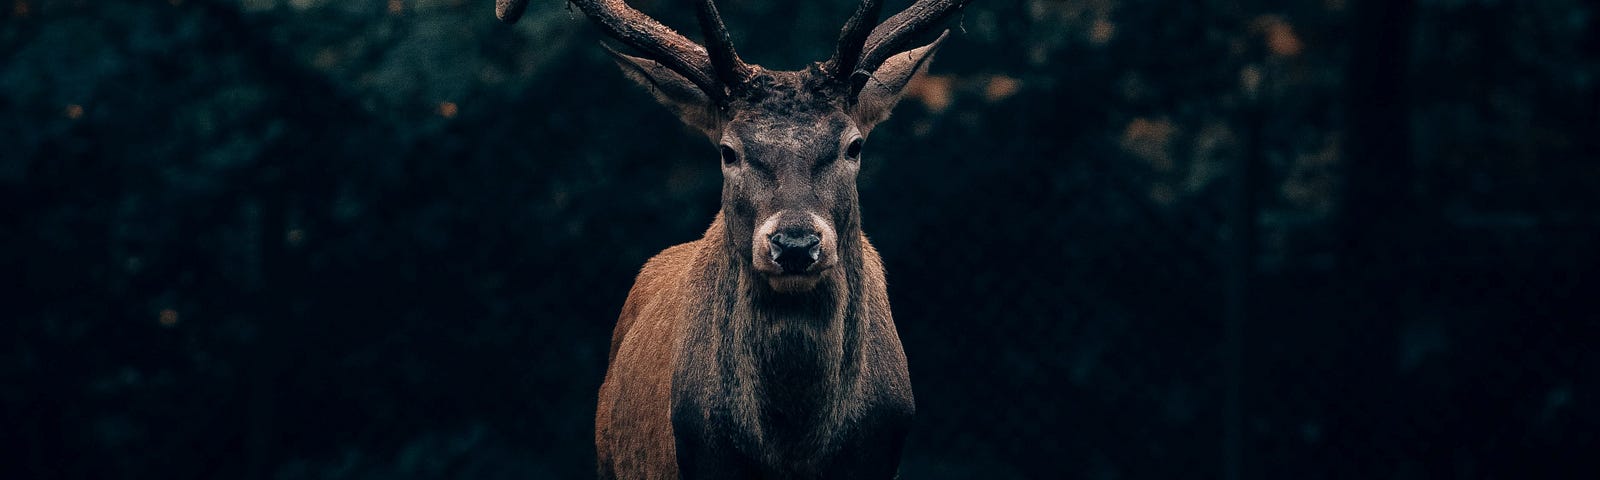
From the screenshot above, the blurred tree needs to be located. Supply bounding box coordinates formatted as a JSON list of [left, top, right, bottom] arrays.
[[1, 0, 1596, 479]]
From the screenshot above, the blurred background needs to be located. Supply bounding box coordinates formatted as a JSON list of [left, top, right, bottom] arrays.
[[4, 0, 1598, 478]]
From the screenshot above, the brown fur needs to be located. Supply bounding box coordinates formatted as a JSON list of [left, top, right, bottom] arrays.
[[584, 6, 956, 478], [596, 210, 912, 479], [595, 241, 698, 479]]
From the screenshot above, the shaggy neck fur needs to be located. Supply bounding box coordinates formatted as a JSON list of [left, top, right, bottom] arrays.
[[706, 211, 869, 461]]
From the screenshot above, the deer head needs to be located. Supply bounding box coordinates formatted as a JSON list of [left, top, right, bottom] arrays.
[[501, 0, 968, 294]]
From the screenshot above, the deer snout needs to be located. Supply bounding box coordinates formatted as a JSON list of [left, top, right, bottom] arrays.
[[752, 212, 837, 293], [769, 230, 822, 274]]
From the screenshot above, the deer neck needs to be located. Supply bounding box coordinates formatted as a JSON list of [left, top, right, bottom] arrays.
[[708, 213, 869, 446]]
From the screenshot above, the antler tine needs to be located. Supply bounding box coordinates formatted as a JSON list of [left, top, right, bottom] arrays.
[[495, 0, 530, 23], [561, 0, 726, 101], [825, 0, 884, 81], [696, 0, 754, 89], [855, 0, 971, 77]]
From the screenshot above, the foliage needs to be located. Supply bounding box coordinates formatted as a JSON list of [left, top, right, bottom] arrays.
[[3, 0, 1596, 478]]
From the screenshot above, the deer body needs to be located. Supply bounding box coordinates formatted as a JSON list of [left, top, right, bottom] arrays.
[[496, 0, 972, 477], [596, 214, 911, 479]]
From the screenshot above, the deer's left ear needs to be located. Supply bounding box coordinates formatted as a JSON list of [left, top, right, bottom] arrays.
[[850, 30, 948, 136]]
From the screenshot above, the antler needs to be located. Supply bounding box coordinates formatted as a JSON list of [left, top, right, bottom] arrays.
[[846, 0, 972, 79], [695, 0, 755, 88], [495, 0, 530, 23], [497, 0, 750, 101], [824, 0, 883, 80], [496, 0, 967, 99]]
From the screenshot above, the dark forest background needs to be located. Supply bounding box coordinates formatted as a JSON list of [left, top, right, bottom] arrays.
[[4, 0, 1599, 478]]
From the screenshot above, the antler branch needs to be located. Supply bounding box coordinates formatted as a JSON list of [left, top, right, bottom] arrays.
[[696, 0, 754, 88], [495, 0, 530, 23], [501, 0, 745, 101], [854, 0, 971, 76], [824, 0, 883, 81], [568, 0, 725, 99]]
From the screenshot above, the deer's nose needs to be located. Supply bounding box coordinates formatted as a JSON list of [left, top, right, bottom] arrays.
[[769, 230, 821, 274]]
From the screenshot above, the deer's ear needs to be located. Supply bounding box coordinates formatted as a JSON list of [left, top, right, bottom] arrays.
[[851, 30, 948, 136], [605, 45, 723, 139]]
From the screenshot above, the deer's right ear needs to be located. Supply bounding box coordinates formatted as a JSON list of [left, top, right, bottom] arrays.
[[604, 45, 723, 139]]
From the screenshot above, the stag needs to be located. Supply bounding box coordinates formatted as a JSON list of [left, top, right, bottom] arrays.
[[498, 0, 970, 477]]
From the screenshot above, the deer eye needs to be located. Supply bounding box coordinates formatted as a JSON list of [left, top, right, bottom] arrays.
[[845, 137, 863, 160], [720, 145, 740, 166]]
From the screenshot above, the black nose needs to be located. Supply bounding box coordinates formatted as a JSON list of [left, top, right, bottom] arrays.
[[769, 230, 821, 274]]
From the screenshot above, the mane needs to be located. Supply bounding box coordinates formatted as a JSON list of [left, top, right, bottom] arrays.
[[733, 66, 843, 116]]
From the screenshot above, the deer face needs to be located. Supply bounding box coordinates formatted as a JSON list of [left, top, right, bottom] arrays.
[[604, 34, 940, 292], [609, 40, 944, 293], [716, 76, 863, 292], [515, 0, 962, 293]]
